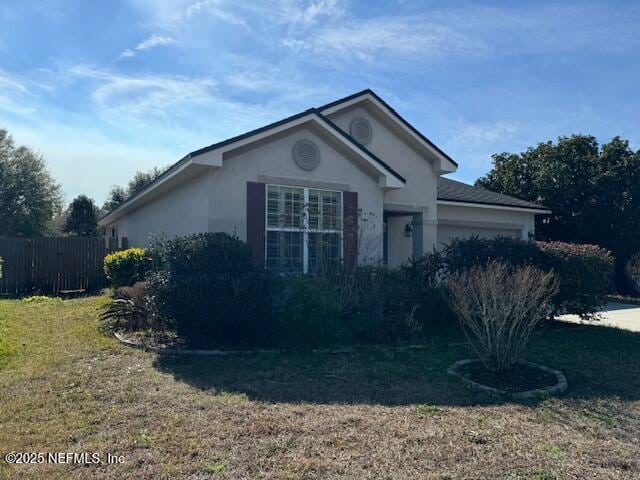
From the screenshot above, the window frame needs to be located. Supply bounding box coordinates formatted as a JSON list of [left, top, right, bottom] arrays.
[[265, 184, 343, 274]]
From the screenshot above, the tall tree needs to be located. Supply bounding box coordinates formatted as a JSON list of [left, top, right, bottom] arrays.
[[0, 128, 62, 237], [477, 134, 640, 291], [63, 195, 99, 236], [103, 166, 166, 211]]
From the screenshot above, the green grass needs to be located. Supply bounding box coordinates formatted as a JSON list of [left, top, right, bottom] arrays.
[[1, 295, 639, 479]]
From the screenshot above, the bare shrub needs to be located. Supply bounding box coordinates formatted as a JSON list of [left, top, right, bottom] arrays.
[[447, 261, 557, 372], [626, 254, 640, 294], [101, 281, 157, 331]]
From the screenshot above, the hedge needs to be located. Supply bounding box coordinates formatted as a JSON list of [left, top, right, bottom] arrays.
[[104, 248, 150, 288], [537, 241, 614, 318], [440, 236, 614, 319], [147, 233, 276, 347]]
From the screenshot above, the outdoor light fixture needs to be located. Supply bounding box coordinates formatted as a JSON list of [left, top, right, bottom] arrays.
[[405, 222, 413, 238]]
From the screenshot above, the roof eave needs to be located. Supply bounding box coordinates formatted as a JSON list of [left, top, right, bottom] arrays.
[[437, 199, 551, 214]]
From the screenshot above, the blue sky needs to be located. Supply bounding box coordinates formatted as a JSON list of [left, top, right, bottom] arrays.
[[1, 0, 639, 205]]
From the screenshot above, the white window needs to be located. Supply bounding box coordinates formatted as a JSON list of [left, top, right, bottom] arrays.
[[266, 185, 343, 274]]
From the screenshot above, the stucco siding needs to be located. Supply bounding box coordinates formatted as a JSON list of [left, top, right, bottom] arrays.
[[437, 203, 536, 248], [106, 172, 213, 247], [106, 126, 386, 263], [216, 126, 385, 264], [328, 105, 438, 209]]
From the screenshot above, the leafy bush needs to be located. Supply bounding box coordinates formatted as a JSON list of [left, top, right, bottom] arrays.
[[537, 241, 614, 318], [625, 254, 640, 294], [447, 261, 557, 372], [101, 282, 157, 331], [440, 236, 614, 319], [401, 252, 455, 328], [104, 248, 150, 288], [320, 264, 428, 343], [442, 235, 544, 273], [149, 232, 253, 275], [277, 276, 341, 347], [147, 233, 276, 348]]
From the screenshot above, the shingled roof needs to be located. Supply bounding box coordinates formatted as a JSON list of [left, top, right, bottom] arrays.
[[437, 177, 549, 211]]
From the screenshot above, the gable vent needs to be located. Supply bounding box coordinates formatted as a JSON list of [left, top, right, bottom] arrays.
[[349, 117, 373, 145], [292, 139, 320, 171]]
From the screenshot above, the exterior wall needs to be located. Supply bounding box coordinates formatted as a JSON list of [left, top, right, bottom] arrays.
[[105, 172, 213, 247], [106, 126, 385, 264], [328, 106, 438, 208], [215, 127, 385, 264], [328, 105, 439, 253], [436, 203, 536, 249]]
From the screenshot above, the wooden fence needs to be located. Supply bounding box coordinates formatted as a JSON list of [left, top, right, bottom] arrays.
[[0, 237, 110, 295]]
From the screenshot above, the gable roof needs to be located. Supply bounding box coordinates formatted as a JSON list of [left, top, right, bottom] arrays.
[[438, 177, 549, 212], [318, 89, 458, 168], [99, 104, 407, 223]]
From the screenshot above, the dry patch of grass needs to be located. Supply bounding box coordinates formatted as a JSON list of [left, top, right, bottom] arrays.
[[1, 296, 639, 479]]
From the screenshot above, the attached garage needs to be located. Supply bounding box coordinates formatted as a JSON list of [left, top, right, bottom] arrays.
[[437, 224, 520, 247], [436, 177, 551, 249]]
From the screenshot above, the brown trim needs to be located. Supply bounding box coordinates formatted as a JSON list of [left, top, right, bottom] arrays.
[[246, 182, 266, 267], [343, 191, 358, 268]]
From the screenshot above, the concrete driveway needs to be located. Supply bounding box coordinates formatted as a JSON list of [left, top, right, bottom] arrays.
[[559, 302, 640, 332]]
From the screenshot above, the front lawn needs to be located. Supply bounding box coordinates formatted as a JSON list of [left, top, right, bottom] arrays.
[[1, 295, 639, 479]]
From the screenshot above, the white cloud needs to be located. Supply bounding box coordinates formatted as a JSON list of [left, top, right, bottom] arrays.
[[270, 0, 345, 25], [284, 16, 480, 64], [281, 4, 640, 67], [453, 122, 519, 145], [116, 34, 176, 60], [70, 65, 216, 119], [185, 0, 248, 26], [0, 72, 29, 93]]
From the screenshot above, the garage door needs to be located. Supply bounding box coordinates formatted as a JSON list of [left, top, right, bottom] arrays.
[[437, 225, 520, 249]]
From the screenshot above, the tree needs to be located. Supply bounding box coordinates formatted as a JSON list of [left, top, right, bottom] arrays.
[[477, 135, 640, 291], [63, 195, 99, 236], [103, 166, 166, 211], [0, 128, 62, 237]]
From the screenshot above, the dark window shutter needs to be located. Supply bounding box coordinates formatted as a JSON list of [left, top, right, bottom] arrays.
[[246, 182, 266, 267], [343, 191, 358, 268]]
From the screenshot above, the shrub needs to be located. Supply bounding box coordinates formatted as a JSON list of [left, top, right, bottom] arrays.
[[104, 248, 150, 288], [101, 282, 158, 331], [442, 235, 544, 273], [441, 236, 614, 319], [146, 233, 276, 348], [320, 265, 426, 343], [447, 261, 557, 373], [537, 241, 614, 318], [402, 252, 455, 328], [625, 254, 640, 294], [149, 232, 253, 275], [277, 276, 341, 347]]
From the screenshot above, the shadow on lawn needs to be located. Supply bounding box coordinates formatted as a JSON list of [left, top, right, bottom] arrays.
[[153, 322, 640, 406]]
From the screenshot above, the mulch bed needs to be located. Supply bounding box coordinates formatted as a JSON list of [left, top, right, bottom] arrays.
[[458, 361, 559, 393]]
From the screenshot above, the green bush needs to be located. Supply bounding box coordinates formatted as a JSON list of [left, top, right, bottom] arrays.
[[537, 241, 614, 318], [147, 233, 276, 348], [442, 235, 544, 273], [277, 276, 341, 347], [402, 252, 455, 329], [104, 248, 150, 288], [439, 236, 614, 319], [149, 232, 253, 275], [321, 265, 430, 344], [626, 253, 640, 294]]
